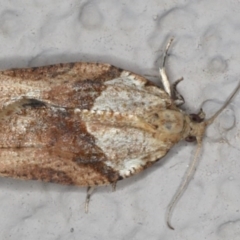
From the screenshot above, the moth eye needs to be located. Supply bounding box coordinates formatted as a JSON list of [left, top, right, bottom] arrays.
[[189, 114, 203, 123], [185, 135, 196, 142]]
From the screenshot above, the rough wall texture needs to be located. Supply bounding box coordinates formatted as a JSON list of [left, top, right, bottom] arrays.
[[0, 1, 240, 239]]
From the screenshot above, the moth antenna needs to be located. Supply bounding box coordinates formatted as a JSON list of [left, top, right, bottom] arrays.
[[166, 139, 202, 230], [166, 81, 240, 230], [111, 182, 117, 191], [162, 38, 174, 68], [85, 186, 95, 213], [160, 38, 174, 96], [205, 82, 240, 126]]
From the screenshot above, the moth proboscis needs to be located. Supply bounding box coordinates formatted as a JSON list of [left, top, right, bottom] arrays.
[[0, 39, 239, 229]]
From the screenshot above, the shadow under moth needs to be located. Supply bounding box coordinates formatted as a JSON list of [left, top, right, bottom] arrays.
[[0, 39, 239, 229]]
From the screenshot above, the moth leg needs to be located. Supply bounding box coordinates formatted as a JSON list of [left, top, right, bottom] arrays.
[[172, 77, 185, 106], [159, 38, 174, 97], [111, 182, 117, 192], [85, 186, 95, 213]]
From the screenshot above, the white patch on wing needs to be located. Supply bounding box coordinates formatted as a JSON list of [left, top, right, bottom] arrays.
[[84, 73, 175, 178], [106, 158, 146, 177], [85, 114, 168, 178], [91, 74, 170, 115]]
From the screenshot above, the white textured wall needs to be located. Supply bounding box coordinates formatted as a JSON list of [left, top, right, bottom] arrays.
[[0, 1, 240, 239]]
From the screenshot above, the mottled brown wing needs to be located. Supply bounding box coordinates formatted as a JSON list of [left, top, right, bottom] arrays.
[[0, 100, 120, 186], [0, 62, 146, 110], [0, 62, 176, 185], [0, 62, 168, 112], [0, 99, 182, 185]]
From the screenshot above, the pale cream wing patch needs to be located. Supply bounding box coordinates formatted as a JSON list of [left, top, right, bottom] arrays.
[[91, 71, 172, 116]]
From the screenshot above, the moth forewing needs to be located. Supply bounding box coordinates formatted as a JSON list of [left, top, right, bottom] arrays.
[[0, 62, 182, 185]]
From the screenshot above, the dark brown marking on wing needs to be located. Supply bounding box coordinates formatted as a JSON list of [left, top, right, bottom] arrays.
[[22, 99, 46, 109], [40, 64, 125, 109], [74, 161, 121, 184], [0, 150, 121, 186]]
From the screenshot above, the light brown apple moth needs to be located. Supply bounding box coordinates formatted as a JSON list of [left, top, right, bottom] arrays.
[[0, 40, 239, 229]]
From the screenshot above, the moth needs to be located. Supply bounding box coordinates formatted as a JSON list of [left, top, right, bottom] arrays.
[[0, 39, 239, 229]]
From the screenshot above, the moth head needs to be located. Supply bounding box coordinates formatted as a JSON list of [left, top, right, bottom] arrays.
[[185, 82, 240, 145], [185, 109, 206, 143], [166, 82, 240, 230]]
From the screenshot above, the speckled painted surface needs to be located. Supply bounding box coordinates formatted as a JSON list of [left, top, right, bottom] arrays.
[[0, 1, 240, 239]]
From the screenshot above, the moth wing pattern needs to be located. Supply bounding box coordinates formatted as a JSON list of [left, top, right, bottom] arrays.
[[0, 62, 184, 186], [0, 62, 123, 110]]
